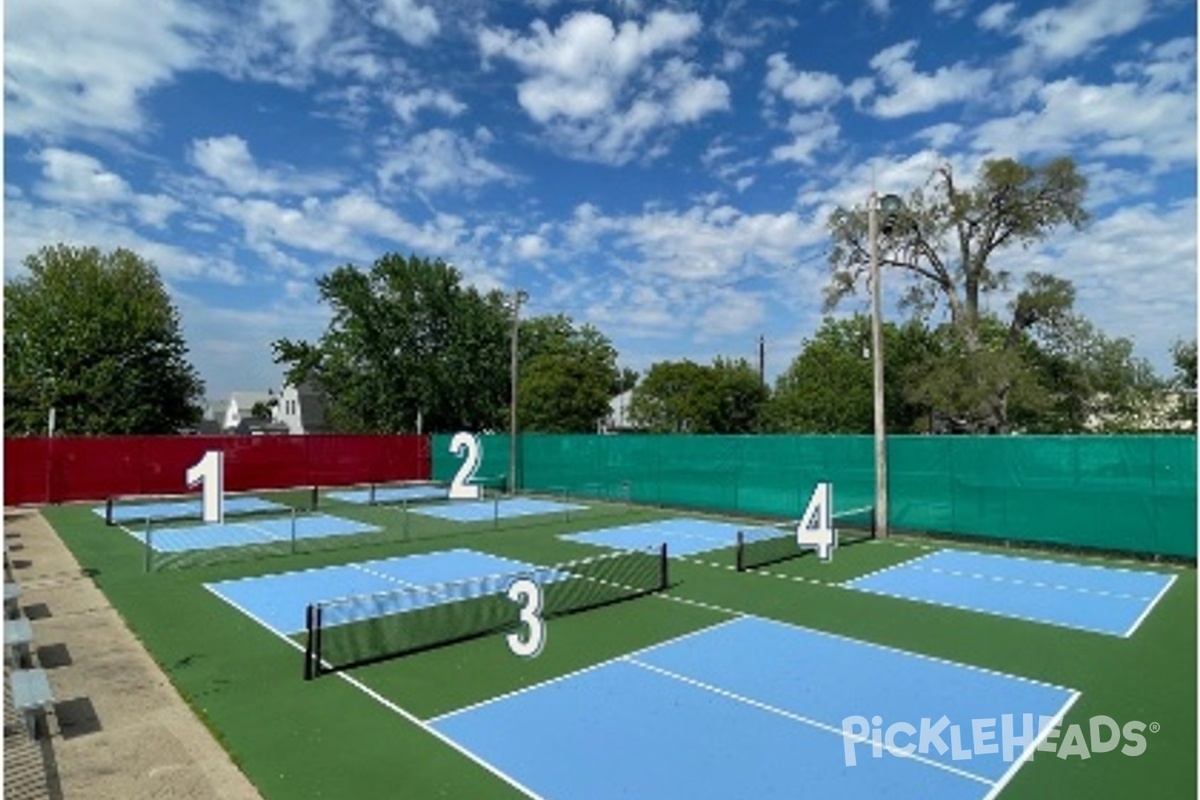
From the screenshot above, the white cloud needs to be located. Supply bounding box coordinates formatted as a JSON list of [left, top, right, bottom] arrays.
[[867, 0, 891, 17], [478, 11, 729, 164], [868, 40, 992, 118], [772, 112, 841, 165], [212, 0, 382, 87], [389, 88, 467, 124], [372, 0, 440, 47], [971, 71, 1196, 171], [977, 2, 1015, 32], [515, 234, 549, 259], [34, 149, 132, 205], [933, 0, 971, 18], [377, 128, 514, 193], [4, 194, 241, 284], [189, 135, 343, 196], [5, 0, 212, 138], [29, 148, 185, 231], [210, 191, 465, 262], [698, 292, 767, 337], [915, 122, 963, 150], [1012, 199, 1197, 365], [256, 0, 336, 58], [764, 54, 843, 106], [1007, 0, 1152, 69]]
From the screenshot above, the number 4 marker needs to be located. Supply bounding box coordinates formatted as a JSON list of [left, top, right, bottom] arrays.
[[797, 482, 837, 562]]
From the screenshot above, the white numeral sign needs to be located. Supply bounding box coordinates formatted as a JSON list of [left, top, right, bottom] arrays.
[[797, 481, 837, 562], [186, 450, 225, 523], [449, 432, 483, 500]]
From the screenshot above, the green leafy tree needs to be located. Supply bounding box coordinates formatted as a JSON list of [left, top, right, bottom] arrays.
[[517, 314, 623, 432], [767, 315, 936, 433], [630, 358, 767, 433], [4, 244, 204, 435], [250, 400, 276, 419], [1022, 315, 1164, 432], [274, 254, 510, 433], [1169, 338, 1197, 430], [827, 157, 1088, 432], [908, 316, 1053, 433]]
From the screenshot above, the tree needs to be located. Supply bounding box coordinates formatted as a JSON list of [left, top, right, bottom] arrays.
[[1021, 315, 1164, 432], [274, 254, 510, 433], [250, 400, 276, 419], [1169, 338, 1197, 430], [4, 244, 204, 435], [767, 315, 936, 433], [630, 358, 767, 433], [827, 157, 1089, 432], [517, 314, 623, 432]]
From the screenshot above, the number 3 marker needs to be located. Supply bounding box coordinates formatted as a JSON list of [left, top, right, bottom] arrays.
[[506, 578, 545, 658]]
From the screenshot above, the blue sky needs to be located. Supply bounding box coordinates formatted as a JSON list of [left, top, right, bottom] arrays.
[[4, 0, 1196, 401]]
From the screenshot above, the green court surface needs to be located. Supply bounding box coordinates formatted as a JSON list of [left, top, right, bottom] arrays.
[[42, 494, 1196, 799]]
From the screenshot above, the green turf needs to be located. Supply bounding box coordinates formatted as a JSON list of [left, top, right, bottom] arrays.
[[42, 497, 1196, 799]]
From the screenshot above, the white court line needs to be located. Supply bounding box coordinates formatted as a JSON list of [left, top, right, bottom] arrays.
[[1122, 572, 1179, 638], [844, 583, 1129, 638], [426, 616, 745, 725], [200, 582, 547, 800], [926, 546, 1182, 578], [624, 656, 995, 788], [840, 549, 946, 587], [653, 593, 1079, 695], [910, 564, 1157, 601], [982, 690, 1082, 800]]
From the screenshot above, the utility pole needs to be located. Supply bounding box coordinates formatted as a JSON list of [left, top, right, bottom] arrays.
[[868, 192, 888, 538], [509, 289, 528, 495], [869, 192, 904, 538], [758, 335, 765, 388]]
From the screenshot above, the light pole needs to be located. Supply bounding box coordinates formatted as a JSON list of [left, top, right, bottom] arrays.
[[509, 289, 528, 495], [869, 192, 903, 539]]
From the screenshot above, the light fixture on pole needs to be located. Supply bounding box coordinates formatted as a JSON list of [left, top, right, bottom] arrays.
[[869, 192, 903, 539]]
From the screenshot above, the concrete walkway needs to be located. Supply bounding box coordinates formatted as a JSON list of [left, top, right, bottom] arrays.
[[3, 507, 263, 800]]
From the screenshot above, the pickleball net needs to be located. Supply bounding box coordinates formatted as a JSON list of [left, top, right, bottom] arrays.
[[736, 506, 875, 571], [303, 544, 669, 679], [103, 486, 317, 525]]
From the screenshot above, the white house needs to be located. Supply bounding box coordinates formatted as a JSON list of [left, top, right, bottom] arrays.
[[601, 389, 638, 433], [223, 391, 278, 431], [274, 382, 329, 434]]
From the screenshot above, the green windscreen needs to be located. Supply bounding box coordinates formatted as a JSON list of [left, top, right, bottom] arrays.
[[432, 433, 1196, 558]]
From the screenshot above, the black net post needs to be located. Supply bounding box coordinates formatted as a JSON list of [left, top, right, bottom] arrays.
[[310, 485, 319, 512], [736, 531, 745, 572], [659, 542, 669, 590], [304, 604, 321, 680], [105, 497, 115, 526]]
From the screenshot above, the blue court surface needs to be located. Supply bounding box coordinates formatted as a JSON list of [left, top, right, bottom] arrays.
[[562, 518, 779, 557], [95, 495, 288, 524], [128, 514, 379, 553], [430, 616, 1077, 800], [844, 549, 1176, 637], [410, 497, 584, 522], [206, 548, 559, 635], [326, 484, 448, 504]]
